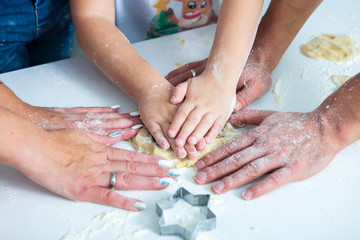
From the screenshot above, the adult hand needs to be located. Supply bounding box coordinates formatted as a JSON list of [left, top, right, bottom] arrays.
[[19, 127, 180, 211], [22, 104, 141, 146], [194, 109, 339, 200]]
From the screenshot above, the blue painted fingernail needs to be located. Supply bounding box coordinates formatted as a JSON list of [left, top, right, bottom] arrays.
[[169, 169, 182, 177], [194, 172, 207, 183], [131, 124, 144, 129], [110, 104, 121, 109], [158, 160, 172, 167], [160, 177, 175, 185], [135, 202, 146, 210], [129, 110, 140, 116], [109, 132, 123, 137], [212, 181, 224, 193], [242, 190, 252, 200]]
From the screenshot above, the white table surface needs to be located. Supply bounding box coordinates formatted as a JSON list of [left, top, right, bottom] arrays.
[[1, 1, 360, 239]]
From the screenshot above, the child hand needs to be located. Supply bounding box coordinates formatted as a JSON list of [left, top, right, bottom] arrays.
[[167, 72, 236, 147], [138, 82, 200, 160]]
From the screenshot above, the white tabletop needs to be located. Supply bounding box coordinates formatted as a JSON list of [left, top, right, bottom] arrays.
[[1, 1, 360, 239]]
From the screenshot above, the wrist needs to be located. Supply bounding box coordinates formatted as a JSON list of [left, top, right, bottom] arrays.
[[312, 104, 360, 152]]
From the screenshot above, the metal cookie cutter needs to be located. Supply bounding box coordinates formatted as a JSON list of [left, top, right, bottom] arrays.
[[156, 187, 216, 240]]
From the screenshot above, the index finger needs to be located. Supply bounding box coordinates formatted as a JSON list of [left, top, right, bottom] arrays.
[[195, 133, 256, 170], [107, 147, 163, 165]]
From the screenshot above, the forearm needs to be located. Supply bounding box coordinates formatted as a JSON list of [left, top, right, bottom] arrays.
[[314, 73, 360, 151], [253, 0, 323, 71], [205, 0, 263, 88], [0, 82, 29, 116], [0, 107, 47, 170], [71, 6, 168, 102]]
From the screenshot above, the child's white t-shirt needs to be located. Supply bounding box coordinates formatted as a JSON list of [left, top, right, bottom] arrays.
[[115, 0, 222, 43]]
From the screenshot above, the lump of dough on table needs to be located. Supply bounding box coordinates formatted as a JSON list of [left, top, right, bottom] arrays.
[[330, 75, 350, 88], [129, 123, 245, 168], [300, 34, 360, 62]]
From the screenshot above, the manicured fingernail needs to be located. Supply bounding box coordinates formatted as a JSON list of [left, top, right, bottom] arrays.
[[176, 138, 184, 146], [129, 110, 140, 116], [196, 161, 205, 170], [131, 124, 144, 129], [168, 129, 176, 138], [135, 202, 146, 210], [194, 172, 207, 184], [109, 132, 123, 137], [158, 160, 172, 167], [169, 168, 182, 177], [110, 104, 121, 109], [160, 177, 175, 185], [242, 189, 252, 200], [188, 136, 197, 145], [212, 181, 224, 193], [177, 149, 187, 158]]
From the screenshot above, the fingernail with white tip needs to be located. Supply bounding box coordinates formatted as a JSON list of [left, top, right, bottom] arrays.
[[134, 202, 146, 210], [131, 124, 144, 130], [109, 132, 123, 137], [158, 160, 172, 167], [160, 177, 175, 185], [129, 110, 140, 116], [110, 105, 121, 109], [169, 169, 182, 177]]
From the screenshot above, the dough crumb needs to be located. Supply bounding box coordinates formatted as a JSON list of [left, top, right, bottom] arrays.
[[174, 62, 183, 67], [176, 37, 188, 46], [300, 34, 360, 62], [330, 75, 350, 88]]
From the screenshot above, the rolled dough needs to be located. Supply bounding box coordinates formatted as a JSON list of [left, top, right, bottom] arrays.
[[129, 123, 245, 168], [300, 34, 360, 62]]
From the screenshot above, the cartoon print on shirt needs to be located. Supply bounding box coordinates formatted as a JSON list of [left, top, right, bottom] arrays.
[[148, 0, 218, 39]]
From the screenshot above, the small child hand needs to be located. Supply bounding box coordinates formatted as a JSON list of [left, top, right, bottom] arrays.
[[167, 73, 236, 148]]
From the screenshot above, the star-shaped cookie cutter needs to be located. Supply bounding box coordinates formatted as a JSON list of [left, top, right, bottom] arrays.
[[156, 187, 216, 240]]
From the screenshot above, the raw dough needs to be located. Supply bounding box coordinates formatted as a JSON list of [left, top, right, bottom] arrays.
[[330, 75, 350, 88], [300, 34, 360, 61], [130, 123, 245, 168]]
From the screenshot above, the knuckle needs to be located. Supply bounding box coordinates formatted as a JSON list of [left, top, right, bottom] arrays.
[[102, 189, 114, 202], [245, 162, 260, 177], [119, 172, 132, 187], [222, 175, 235, 189], [268, 172, 282, 186], [127, 162, 139, 174]]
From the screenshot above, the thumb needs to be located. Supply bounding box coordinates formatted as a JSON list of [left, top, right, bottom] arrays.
[[170, 81, 188, 104], [235, 77, 272, 111], [229, 109, 276, 126]]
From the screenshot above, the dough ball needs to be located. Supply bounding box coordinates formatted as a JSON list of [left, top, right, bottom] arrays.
[[300, 34, 360, 62], [129, 123, 245, 168]]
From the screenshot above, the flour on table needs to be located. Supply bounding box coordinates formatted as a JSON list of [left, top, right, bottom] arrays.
[[129, 123, 245, 168], [300, 34, 360, 62]]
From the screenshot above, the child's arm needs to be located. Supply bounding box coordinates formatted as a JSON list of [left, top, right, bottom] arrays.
[[70, 0, 196, 158], [168, 0, 264, 147]]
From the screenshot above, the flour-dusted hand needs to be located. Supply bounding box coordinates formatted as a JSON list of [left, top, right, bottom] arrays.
[[194, 109, 340, 199], [137, 81, 200, 160], [0, 107, 179, 211], [168, 73, 236, 149], [166, 59, 207, 87]]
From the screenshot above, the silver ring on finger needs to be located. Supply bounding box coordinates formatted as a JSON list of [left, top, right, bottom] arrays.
[[109, 172, 116, 190], [190, 69, 196, 77]]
